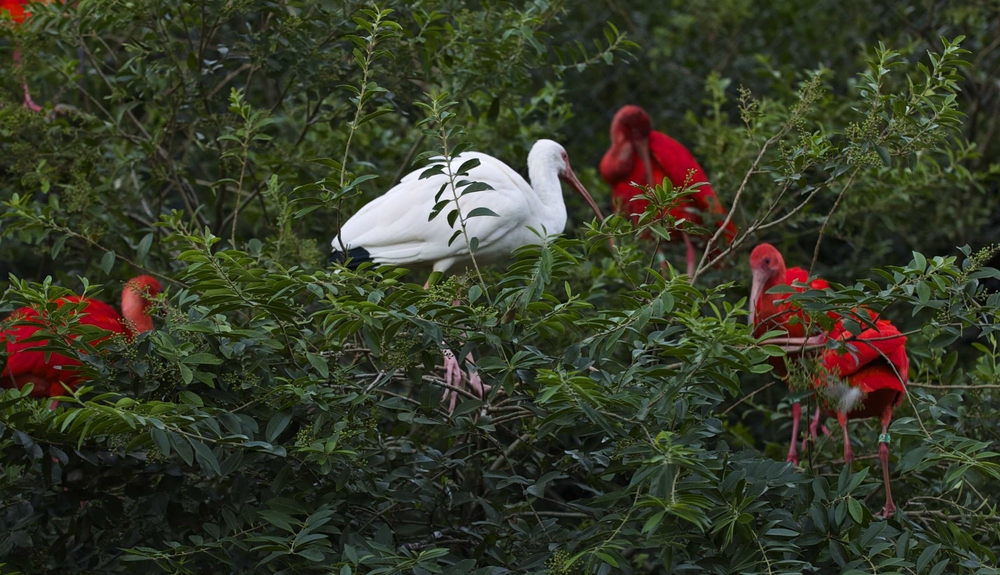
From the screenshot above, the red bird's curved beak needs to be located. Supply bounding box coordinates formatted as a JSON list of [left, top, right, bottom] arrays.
[[632, 137, 655, 189], [748, 267, 769, 326]]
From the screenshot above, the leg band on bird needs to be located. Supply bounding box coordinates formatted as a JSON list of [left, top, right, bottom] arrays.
[[878, 432, 891, 444]]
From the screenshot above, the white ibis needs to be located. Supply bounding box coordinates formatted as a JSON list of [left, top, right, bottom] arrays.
[[329, 139, 606, 411]]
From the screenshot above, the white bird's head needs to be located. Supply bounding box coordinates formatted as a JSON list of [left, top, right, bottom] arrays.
[[529, 139, 606, 224]]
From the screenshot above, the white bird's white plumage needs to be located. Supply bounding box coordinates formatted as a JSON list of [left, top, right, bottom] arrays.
[[331, 139, 596, 274]]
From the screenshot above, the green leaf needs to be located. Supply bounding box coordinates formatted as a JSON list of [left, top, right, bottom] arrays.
[[306, 353, 330, 378], [266, 412, 292, 443], [467, 207, 500, 218], [150, 427, 171, 456], [191, 440, 223, 476], [100, 251, 116, 274], [847, 496, 864, 523], [136, 233, 154, 263], [917, 544, 940, 573], [183, 353, 224, 366], [170, 433, 194, 465]]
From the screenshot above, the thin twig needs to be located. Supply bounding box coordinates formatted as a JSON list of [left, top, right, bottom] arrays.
[[907, 382, 1000, 390], [809, 168, 859, 275], [721, 380, 779, 416]]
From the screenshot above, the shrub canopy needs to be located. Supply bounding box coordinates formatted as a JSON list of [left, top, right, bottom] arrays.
[[1, 0, 999, 573]]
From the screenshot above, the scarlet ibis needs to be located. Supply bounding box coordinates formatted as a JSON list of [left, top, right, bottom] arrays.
[[748, 243, 832, 465], [329, 139, 605, 412], [1, 275, 162, 400], [599, 105, 737, 275], [1, 0, 54, 111], [814, 310, 907, 517], [749, 243, 908, 517]]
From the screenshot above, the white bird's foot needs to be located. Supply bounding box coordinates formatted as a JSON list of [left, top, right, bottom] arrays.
[[440, 349, 491, 414]]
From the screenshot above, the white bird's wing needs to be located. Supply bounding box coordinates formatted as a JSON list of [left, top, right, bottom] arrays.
[[332, 152, 540, 269]]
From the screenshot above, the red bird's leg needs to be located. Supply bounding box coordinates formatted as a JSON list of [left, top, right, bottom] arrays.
[[786, 402, 802, 465], [801, 405, 830, 454], [879, 407, 897, 518], [12, 51, 42, 112], [838, 412, 854, 463], [683, 233, 696, 276], [807, 405, 830, 446]]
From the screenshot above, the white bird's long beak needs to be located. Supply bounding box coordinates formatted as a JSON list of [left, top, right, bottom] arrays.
[[561, 163, 605, 224]]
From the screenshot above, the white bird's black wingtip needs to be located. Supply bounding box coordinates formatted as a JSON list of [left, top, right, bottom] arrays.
[[328, 246, 373, 270]]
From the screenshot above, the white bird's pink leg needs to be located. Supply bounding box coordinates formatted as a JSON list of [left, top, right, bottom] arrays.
[[440, 348, 491, 413]]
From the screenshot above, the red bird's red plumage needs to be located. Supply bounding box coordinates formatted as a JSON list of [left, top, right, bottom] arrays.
[[0, 0, 29, 23], [784, 267, 830, 291], [817, 310, 908, 419], [602, 130, 734, 240], [600, 107, 737, 244], [753, 265, 830, 341], [2, 297, 127, 397], [749, 243, 906, 517], [749, 245, 835, 466], [1, 275, 161, 399]]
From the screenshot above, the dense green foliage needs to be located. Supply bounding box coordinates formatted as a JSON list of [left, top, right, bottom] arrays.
[[1, 0, 999, 573]]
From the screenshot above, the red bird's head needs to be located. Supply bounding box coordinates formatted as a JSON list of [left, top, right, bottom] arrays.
[[748, 243, 787, 325], [602, 105, 655, 188], [121, 275, 163, 334], [610, 105, 652, 144]]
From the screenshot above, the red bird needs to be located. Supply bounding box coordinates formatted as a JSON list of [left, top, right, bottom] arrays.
[[600, 105, 737, 275], [1, 275, 162, 400], [814, 309, 907, 517], [748, 243, 832, 465], [1, 0, 57, 111], [750, 243, 907, 517]]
